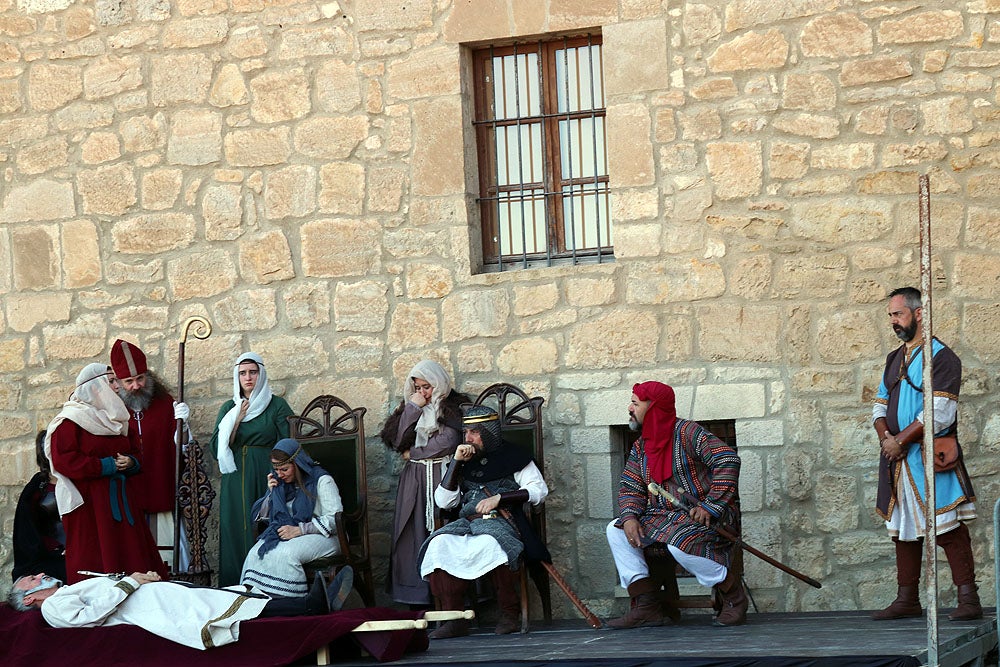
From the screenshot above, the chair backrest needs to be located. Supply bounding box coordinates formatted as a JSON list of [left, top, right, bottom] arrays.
[[471, 383, 546, 539], [287, 395, 369, 551]]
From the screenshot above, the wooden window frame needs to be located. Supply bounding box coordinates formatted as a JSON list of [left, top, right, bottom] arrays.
[[472, 33, 610, 271]]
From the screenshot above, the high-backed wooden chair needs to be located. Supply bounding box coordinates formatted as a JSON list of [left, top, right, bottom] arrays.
[[470, 383, 551, 632], [287, 395, 375, 607]]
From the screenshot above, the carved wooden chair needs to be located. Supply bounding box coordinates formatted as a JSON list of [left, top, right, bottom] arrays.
[[287, 395, 375, 607], [468, 382, 551, 632]]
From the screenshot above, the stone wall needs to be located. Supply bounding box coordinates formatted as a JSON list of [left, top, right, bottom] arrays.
[[1, 0, 999, 617]]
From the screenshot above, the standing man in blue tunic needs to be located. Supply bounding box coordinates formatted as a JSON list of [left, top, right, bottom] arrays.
[[871, 287, 980, 621]]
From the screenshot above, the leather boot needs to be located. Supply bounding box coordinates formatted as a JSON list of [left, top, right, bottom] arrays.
[[607, 578, 664, 629], [427, 570, 470, 639], [713, 567, 748, 627], [872, 538, 923, 620], [939, 524, 983, 621], [949, 584, 983, 621], [490, 566, 521, 635], [871, 585, 923, 620]]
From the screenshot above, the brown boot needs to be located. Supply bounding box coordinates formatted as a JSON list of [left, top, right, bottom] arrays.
[[871, 585, 923, 620], [872, 538, 923, 621], [939, 524, 983, 621], [427, 570, 470, 639], [949, 584, 983, 621], [428, 619, 470, 639], [713, 567, 748, 627], [491, 566, 521, 635], [607, 578, 664, 629]]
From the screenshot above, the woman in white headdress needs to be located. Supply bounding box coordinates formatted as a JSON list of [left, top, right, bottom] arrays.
[[379, 360, 469, 606], [45, 363, 168, 584], [209, 352, 294, 586]]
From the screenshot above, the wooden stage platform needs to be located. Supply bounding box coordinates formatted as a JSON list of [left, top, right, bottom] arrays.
[[334, 609, 997, 667]]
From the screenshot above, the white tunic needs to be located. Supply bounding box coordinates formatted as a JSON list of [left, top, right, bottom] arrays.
[[41, 576, 269, 650], [419, 461, 547, 580], [240, 475, 343, 597]]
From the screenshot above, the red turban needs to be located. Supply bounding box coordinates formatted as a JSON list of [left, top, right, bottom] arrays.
[[633, 381, 677, 483], [110, 339, 148, 379]]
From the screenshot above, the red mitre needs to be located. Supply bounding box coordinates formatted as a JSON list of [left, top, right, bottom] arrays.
[[633, 381, 677, 483], [110, 338, 148, 379]]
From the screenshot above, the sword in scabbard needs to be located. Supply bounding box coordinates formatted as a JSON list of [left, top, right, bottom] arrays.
[[647, 482, 822, 589], [495, 506, 603, 629]]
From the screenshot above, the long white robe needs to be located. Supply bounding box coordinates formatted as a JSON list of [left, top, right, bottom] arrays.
[[419, 462, 547, 580], [41, 576, 269, 650], [240, 475, 343, 597]]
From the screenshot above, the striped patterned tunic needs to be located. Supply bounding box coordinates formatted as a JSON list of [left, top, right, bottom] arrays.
[[615, 420, 741, 566]]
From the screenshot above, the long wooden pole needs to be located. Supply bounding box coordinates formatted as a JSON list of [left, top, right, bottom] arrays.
[[918, 174, 939, 666], [649, 482, 822, 589]]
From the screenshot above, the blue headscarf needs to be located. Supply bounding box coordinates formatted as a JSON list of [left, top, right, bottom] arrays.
[[256, 438, 329, 557]]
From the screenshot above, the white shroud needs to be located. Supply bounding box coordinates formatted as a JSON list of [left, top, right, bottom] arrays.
[[41, 576, 269, 650]]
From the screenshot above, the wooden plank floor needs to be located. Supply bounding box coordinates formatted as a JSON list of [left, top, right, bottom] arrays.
[[332, 610, 997, 667]]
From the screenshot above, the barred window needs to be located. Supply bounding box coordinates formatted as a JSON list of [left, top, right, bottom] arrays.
[[473, 34, 611, 271]]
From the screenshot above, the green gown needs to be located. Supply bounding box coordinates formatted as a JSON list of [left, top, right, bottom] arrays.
[[209, 396, 294, 586]]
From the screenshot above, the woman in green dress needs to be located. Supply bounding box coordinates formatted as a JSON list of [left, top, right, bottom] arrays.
[[210, 352, 294, 586]]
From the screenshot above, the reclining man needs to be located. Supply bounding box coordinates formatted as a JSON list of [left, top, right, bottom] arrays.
[[417, 405, 549, 638], [606, 381, 746, 627], [8, 567, 353, 650]]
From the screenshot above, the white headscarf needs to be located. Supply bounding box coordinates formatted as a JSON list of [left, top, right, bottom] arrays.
[[44, 363, 131, 516], [215, 352, 274, 474], [404, 360, 453, 450]]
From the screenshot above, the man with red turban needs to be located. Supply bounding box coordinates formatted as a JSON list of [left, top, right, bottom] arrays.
[[605, 382, 745, 627]]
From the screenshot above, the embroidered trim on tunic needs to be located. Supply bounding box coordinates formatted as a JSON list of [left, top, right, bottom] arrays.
[[115, 580, 136, 595], [200, 594, 253, 649]]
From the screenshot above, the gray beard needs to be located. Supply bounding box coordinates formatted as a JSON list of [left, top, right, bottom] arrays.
[[628, 417, 641, 432], [893, 320, 918, 342], [117, 383, 154, 412]]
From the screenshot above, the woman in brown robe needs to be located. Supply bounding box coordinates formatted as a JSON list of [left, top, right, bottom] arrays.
[[379, 360, 468, 606]]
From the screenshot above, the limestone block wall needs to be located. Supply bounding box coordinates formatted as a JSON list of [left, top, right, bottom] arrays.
[[1, 0, 999, 617]]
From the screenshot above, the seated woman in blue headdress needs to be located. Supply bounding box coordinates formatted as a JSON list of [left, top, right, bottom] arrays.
[[240, 438, 343, 599]]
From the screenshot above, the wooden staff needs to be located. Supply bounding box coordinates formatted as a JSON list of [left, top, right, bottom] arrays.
[[496, 507, 602, 628], [173, 316, 212, 574], [539, 560, 603, 629], [648, 482, 822, 589]]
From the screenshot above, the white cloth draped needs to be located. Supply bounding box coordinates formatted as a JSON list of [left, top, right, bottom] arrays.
[[404, 360, 453, 450], [43, 363, 131, 516], [41, 576, 269, 650], [215, 352, 274, 475]]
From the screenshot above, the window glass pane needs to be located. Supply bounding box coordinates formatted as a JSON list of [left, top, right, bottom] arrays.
[[555, 44, 603, 113], [558, 116, 607, 180], [495, 122, 543, 186], [493, 52, 540, 120], [562, 183, 612, 251], [497, 190, 546, 256]]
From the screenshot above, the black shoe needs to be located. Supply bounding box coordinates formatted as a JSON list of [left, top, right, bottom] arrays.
[[305, 573, 328, 615], [326, 566, 354, 612]]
